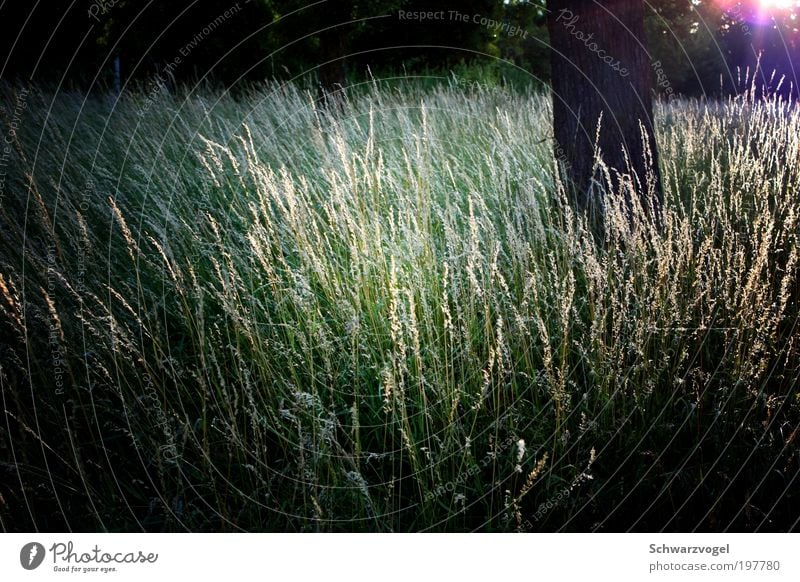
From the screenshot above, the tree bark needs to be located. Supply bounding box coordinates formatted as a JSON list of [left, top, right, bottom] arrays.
[[547, 0, 662, 229], [319, 26, 349, 93]]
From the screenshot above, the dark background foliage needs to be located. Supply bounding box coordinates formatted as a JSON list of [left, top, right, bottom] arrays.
[[2, 1, 800, 96]]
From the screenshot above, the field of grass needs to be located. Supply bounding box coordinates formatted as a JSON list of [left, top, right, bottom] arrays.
[[0, 79, 798, 531]]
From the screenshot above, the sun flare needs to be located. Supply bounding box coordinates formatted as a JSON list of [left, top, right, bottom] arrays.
[[718, 0, 800, 24], [759, 0, 797, 9]]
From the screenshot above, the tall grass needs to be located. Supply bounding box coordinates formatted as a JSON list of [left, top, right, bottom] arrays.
[[0, 78, 798, 531]]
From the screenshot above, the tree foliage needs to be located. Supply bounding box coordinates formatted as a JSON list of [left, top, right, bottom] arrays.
[[1, 1, 798, 95]]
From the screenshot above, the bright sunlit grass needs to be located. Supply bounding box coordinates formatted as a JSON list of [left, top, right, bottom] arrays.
[[1, 76, 798, 531]]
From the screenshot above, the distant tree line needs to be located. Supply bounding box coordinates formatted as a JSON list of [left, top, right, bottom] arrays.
[[1, 0, 798, 97]]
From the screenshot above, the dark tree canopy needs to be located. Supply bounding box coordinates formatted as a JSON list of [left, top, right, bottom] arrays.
[[1, 1, 798, 103]]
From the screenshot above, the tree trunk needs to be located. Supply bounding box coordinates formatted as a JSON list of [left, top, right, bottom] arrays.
[[547, 0, 662, 229], [319, 26, 349, 93]]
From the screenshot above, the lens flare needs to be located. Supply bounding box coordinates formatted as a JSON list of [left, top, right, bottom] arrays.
[[759, 0, 796, 8], [715, 0, 800, 26]]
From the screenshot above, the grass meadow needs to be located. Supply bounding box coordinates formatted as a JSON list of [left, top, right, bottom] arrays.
[[1, 78, 798, 531]]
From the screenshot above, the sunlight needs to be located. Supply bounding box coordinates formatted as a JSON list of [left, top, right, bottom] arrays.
[[754, 0, 800, 25], [759, 0, 796, 8], [716, 0, 800, 25]]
